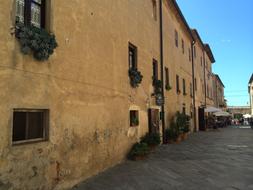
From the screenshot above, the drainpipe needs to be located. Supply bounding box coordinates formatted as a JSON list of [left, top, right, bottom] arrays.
[[159, 0, 165, 143], [191, 41, 197, 132], [203, 51, 207, 107]]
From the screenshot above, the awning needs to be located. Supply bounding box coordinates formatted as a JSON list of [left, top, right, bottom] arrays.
[[214, 111, 231, 117], [205, 106, 222, 113], [243, 114, 252, 118]]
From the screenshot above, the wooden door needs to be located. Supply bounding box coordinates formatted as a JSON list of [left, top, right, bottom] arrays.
[[148, 109, 160, 134]]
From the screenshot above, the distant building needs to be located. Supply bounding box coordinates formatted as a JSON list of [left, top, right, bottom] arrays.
[[249, 74, 253, 115], [227, 106, 251, 116], [212, 74, 226, 109]]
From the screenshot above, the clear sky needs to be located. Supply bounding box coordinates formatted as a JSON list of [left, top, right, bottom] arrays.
[[176, 0, 253, 106]]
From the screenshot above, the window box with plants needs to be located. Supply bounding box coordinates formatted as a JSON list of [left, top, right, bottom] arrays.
[[153, 79, 163, 95], [165, 84, 172, 91], [128, 68, 143, 88], [15, 20, 58, 61]]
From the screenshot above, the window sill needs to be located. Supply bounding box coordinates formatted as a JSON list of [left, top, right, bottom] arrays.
[[12, 138, 48, 146]]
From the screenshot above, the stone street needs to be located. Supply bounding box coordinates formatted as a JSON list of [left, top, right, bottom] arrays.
[[72, 127, 253, 190]]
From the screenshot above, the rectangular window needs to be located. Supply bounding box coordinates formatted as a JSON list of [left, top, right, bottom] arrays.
[[129, 43, 137, 69], [194, 46, 196, 58], [182, 39, 184, 54], [175, 30, 178, 47], [200, 56, 203, 66], [16, 0, 46, 28], [190, 83, 193, 97], [153, 59, 158, 84], [152, 0, 157, 21], [194, 78, 197, 91], [188, 48, 191, 61], [182, 106, 186, 115], [176, 75, 180, 94], [183, 79, 186, 95], [130, 110, 139, 127], [12, 109, 49, 144], [165, 67, 170, 88]]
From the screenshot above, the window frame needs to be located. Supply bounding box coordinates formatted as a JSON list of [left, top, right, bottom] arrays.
[[130, 110, 139, 127], [129, 43, 138, 70], [183, 78, 186, 95], [175, 30, 178, 47], [152, 59, 158, 84], [165, 67, 170, 88], [16, 0, 46, 28], [182, 39, 184, 54], [12, 108, 49, 145], [176, 75, 180, 94]]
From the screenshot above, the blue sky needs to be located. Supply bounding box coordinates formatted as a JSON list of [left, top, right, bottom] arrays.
[[176, 0, 253, 106]]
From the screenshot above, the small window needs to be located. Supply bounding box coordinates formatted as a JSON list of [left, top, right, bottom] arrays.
[[194, 78, 197, 91], [183, 79, 186, 95], [176, 75, 180, 94], [190, 83, 193, 97], [182, 106, 186, 115], [175, 30, 178, 47], [188, 48, 191, 61], [182, 39, 184, 54], [200, 56, 203, 66], [12, 109, 49, 144], [194, 46, 196, 58], [130, 110, 139, 127], [152, 59, 158, 84], [165, 67, 170, 88], [15, 0, 46, 28], [129, 43, 137, 69], [152, 0, 157, 21]]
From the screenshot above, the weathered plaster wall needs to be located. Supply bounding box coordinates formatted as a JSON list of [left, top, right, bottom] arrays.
[[0, 0, 160, 189], [163, 1, 194, 130]]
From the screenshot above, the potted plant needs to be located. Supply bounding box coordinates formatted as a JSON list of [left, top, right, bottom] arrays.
[[140, 132, 161, 150], [128, 142, 149, 161], [153, 79, 162, 95], [175, 112, 190, 140], [128, 68, 143, 88], [165, 84, 172, 91], [15, 20, 57, 61], [130, 116, 139, 126]]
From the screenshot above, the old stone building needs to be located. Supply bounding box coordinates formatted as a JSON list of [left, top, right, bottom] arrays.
[[162, 0, 195, 131], [249, 74, 253, 115], [212, 74, 225, 109], [0, 0, 217, 189]]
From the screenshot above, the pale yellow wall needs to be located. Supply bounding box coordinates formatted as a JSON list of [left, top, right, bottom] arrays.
[[192, 39, 205, 130], [0, 0, 160, 189], [162, 1, 194, 131]]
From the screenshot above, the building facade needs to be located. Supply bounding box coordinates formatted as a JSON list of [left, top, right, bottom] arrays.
[[249, 74, 253, 115], [0, 0, 218, 189], [213, 74, 225, 109]]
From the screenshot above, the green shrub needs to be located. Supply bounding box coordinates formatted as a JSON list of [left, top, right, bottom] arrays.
[[167, 121, 179, 141], [128, 142, 149, 160], [15, 21, 57, 61], [175, 112, 190, 134], [140, 132, 161, 146]]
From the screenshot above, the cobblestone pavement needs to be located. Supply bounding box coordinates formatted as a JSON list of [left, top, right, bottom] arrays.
[[72, 127, 253, 190]]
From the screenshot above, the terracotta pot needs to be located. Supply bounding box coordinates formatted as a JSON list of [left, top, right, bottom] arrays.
[[133, 155, 147, 161], [148, 144, 157, 151], [181, 133, 188, 140]]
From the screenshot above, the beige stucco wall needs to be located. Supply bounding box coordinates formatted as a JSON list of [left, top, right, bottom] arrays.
[[162, 1, 194, 131], [0, 0, 161, 189], [192, 39, 205, 131]]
